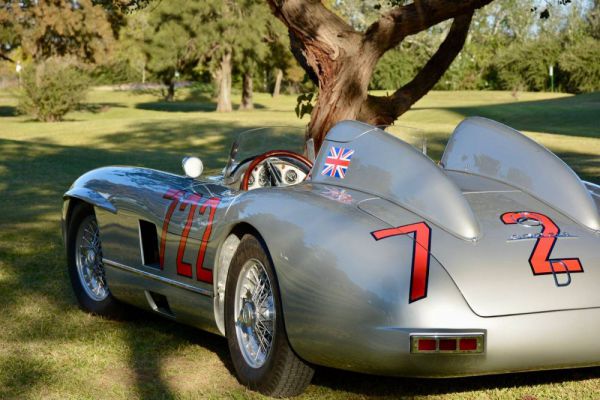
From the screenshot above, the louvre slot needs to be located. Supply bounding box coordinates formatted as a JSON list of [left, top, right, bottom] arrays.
[[145, 291, 174, 316], [139, 220, 160, 268]]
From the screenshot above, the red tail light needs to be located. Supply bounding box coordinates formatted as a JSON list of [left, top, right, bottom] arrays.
[[411, 334, 484, 354], [439, 339, 457, 351], [417, 339, 436, 351], [459, 338, 478, 351]]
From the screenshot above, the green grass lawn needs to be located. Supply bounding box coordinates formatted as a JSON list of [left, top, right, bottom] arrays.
[[0, 88, 598, 399]]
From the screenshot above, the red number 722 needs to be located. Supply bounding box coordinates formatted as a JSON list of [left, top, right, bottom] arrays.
[[160, 189, 221, 283]]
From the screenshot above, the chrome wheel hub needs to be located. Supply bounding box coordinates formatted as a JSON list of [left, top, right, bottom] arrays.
[[75, 217, 109, 302], [234, 259, 275, 369], [240, 300, 256, 328]]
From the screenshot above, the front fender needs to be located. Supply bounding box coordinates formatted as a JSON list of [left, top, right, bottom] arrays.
[[62, 178, 118, 244], [63, 187, 117, 214]]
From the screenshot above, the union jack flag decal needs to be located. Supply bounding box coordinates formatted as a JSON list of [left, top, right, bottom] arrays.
[[321, 146, 354, 179]]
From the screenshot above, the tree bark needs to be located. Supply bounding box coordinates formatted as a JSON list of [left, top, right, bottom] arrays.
[[272, 68, 283, 97], [267, 0, 493, 151], [240, 72, 254, 110], [216, 51, 233, 112]]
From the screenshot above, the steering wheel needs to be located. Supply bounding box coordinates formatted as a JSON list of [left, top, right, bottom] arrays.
[[241, 150, 313, 191]]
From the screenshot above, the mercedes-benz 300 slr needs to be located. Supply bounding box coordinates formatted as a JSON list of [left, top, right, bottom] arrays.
[[62, 118, 600, 397]]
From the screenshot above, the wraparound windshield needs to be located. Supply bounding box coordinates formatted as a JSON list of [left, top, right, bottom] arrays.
[[224, 126, 308, 179]]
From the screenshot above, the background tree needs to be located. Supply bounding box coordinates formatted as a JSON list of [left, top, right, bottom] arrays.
[[0, 7, 19, 62], [120, 7, 150, 83], [262, 18, 299, 97], [139, 0, 207, 101], [590, 0, 600, 38], [207, 0, 281, 112], [558, 1, 600, 93], [0, 0, 126, 63], [235, 1, 270, 110], [0, 0, 133, 121]]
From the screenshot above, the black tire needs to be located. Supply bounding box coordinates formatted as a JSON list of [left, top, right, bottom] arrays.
[[67, 203, 123, 317], [225, 234, 314, 397]]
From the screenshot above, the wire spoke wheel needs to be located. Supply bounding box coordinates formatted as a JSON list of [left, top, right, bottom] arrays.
[[225, 235, 314, 396], [234, 258, 276, 369], [75, 216, 109, 302]]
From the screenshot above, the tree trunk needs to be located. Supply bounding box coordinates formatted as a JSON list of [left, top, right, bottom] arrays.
[[240, 72, 254, 110], [307, 63, 375, 149], [303, 35, 380, 150], [164, 79, 175, 102], [216, 52, 233, 112], [272, 68, 283, 97], [266, 0, 491, 152]]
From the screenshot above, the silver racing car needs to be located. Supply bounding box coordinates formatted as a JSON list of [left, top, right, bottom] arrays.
[[62, 118, 600, 397]]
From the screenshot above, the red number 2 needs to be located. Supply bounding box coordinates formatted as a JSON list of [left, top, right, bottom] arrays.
[[372, 222, 432, 303], [501, 211, 583, 276]]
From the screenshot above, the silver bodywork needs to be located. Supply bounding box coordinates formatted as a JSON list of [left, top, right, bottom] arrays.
[[63, 118, 600, 377]]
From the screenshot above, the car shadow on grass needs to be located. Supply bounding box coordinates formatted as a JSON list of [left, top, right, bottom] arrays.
[[120, 311, 234, 399], [310, 365, 600, 397]]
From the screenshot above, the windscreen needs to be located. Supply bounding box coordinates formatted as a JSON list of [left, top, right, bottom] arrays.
[[224, 126, 307, 178]]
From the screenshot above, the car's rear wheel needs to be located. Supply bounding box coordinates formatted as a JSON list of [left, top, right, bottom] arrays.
[[225, 234, 314, 397], [67, 203, 122, 317]]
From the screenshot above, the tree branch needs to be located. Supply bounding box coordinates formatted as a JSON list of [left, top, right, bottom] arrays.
[[0, 53, 15, 63], [365, 0, 491, 53], [359, 12, 474, 125], [265, 0, 355, 40]]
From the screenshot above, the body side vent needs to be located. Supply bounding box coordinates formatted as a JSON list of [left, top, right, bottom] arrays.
[[138, 220, 160, 268]]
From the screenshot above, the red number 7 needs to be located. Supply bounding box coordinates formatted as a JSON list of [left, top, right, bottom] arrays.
[[372, 222, 432, 303]]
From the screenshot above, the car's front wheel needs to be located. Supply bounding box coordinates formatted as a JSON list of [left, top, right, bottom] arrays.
[[67, 203, 123, 317], [225, 234, 314, 397]]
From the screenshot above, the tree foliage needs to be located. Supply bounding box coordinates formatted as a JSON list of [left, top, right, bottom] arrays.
[[559, 37, 600, 93], [129, 1, 209, 101], [366, 0, 599, 94], [0, 0, 132, 63]]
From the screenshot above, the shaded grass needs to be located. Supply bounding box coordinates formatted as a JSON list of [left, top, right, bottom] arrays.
[[0, 88, 598, 399]]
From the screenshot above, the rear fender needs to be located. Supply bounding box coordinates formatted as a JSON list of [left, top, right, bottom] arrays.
[[220, 184, 472, 370]]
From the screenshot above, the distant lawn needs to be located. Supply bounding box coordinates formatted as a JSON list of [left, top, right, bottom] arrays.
[[0, 88, 598, 399]]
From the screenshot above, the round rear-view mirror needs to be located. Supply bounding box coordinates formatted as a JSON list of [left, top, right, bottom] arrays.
[[182, 156, 203, 179]]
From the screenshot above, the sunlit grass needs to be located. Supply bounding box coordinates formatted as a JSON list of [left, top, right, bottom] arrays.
[[0, 87, 598, 399]]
